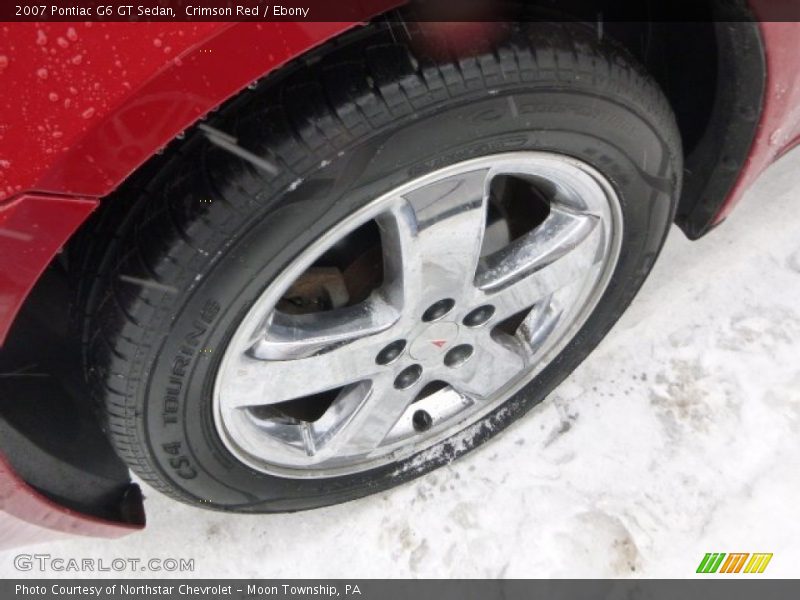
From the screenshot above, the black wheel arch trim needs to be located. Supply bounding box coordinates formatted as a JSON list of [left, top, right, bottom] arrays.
[[675, 16, 766, 239]]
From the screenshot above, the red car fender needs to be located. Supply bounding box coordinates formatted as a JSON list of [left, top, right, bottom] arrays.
[[0, 194, 97, 344], [0, 454, 142, 549], [0, 18, 388, 346]]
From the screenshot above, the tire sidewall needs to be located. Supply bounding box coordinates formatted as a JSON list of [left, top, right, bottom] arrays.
[[142, 88, 678, 510]]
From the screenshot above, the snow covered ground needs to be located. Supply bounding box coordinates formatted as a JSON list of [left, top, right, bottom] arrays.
[[3, 150, 800, 579]]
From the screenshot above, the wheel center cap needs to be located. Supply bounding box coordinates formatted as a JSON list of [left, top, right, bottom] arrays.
[[409, 321, 459, 362]]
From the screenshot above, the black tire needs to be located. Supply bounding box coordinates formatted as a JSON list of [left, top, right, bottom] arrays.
[[77, 21, 681, 512]]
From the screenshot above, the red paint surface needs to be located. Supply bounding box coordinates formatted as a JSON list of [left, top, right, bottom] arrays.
[[0, 20, 370, 347], [0, 194, 97, 344], [0, 454, 142, 550], [0, 21, 361, 199]]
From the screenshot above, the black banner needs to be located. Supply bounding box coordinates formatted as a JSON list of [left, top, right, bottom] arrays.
[[4, 0, 800, 23]]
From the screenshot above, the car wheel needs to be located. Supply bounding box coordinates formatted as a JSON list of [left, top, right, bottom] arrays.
[[80, 22, 681, 511]]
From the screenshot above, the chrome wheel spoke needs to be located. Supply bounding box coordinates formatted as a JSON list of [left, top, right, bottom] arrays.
[[252, 296, 400, 360], [380, 168, 490, 309], [474, 204, 603, 322], [222, 334, 390, 408], [314, 374, 418, 459]]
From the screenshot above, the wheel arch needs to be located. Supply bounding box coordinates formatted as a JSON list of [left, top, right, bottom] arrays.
[[596, 15, 765, 239], [0, 18, 388, 346]]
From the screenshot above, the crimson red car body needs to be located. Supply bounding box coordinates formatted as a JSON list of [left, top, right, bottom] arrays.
[[0, 455, 138, 550], [0, 20, 370, 345], [1, 5, 799, 545]]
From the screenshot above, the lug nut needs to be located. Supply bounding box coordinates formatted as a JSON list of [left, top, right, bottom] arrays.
[[394, 364, 423, 390], [412, 409, 433, 432], [422, 298, 455, 322], [376, 339, 406, 365], [463, 305, 495, 327], [444, 344, 474, 368]]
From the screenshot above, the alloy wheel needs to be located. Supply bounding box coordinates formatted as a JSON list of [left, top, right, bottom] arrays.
[[213, 152, 623, 478]]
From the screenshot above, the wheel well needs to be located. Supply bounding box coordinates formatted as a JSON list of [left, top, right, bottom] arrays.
[[0, 263, 144, 524], [600, 16, 764, 239], [385, 1, 765, 238]]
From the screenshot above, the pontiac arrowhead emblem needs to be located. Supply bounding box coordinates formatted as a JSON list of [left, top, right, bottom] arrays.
[[430, 339, 447, 348]]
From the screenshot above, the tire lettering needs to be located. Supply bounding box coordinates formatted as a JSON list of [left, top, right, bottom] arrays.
[[161, 299, 220, 426], [161, 442, 197, 479]]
